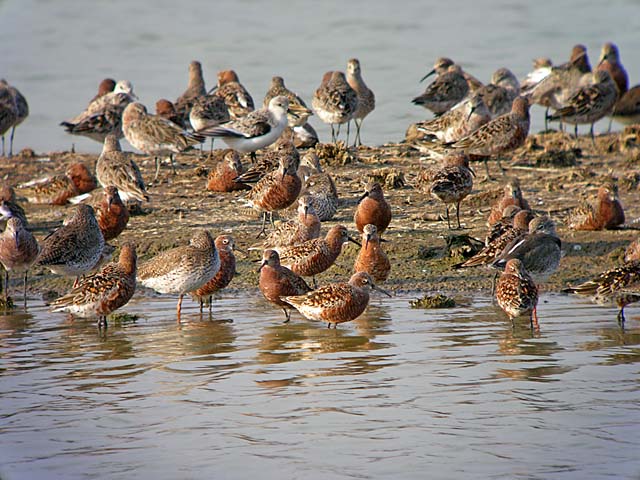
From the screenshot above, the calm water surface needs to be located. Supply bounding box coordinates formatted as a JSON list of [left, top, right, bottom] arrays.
[[1, 293, 640, 479], [1, 1, 640, 154]]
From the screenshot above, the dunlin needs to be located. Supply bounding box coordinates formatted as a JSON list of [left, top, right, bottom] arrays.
[[61, 80, 137, 143], [495, 258, 539, 330], [491, 216, 561, 283], [298, 152, 338, 221], [18, 162, 97, 205], [420, 57, 483, 92], [354, 181, 391, 235], [0, 185, 27, 226], [258, 249, 312, 322], [199, 96, 292, 161], [429, 153, 474, 229], [596, 42, 628, 97], [445, 97, 530, 178], [547, 70, 618, 140], [568, 183, 625, 231], [274, 225, 359, 282], [412, 93, 491, 146], [487, 178, 531, 225], [0, 79, 28, 158], [0, 218, 39, 307], [254, 195, 321, 249], [485, 205, 522, 246], [353, 224, 390, 282], [293, 122, 319, 148], [456, 210, 534, 269], [346, 58, 375, 146], [96, 134, 150, 203], [89, 78, 116, 103], [190, 235, 236, 313], [476, 68, 520, 117], [122, 102, 204, 181], [137, 230, 220, 319], [412, 64, 469, 116], [51, 243, 137, 327], [211, 70, 254, 119], [283, 271, 390, 328], [263, 76, 312, 127], [189, 95, 230, 138], [95, 186, 129, 241], [0, 86, 17, 157], [312, 71, 358, 143], [563, 259, 640, 326], [174, 60, 207, 122], [246, 153, 302, 236], [206, 149, 250, 192], [37, 204, 105, 282]]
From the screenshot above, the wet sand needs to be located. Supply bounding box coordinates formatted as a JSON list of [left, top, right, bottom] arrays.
[[3, 127, 640, 301]]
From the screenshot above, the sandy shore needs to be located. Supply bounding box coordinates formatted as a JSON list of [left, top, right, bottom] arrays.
[[2, 127, 640, 302]]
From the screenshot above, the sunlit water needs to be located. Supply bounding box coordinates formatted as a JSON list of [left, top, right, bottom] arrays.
[[1, 1, 640, 155], [1, 293, 639, 479]]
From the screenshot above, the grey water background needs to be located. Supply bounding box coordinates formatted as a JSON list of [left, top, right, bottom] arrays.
[[1, 294, 640, 479], [1, 0, 640, 154]]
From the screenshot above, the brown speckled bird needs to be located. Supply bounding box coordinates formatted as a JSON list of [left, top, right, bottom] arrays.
[[283, 271, 390, 328], [354, 181, 391, 235], [190, 235, 236, 313], [37, 204, 105, 282], [95, 186, 129, 241], [429, 153, 474, 229], [211, 69, 254, 119], [50, 243, 137, 328], [353, 224, 390, 282], [312, 71, 358, 143], [346, 58, 375, 147], [206, 149, 250, 192], [0, 184, 27, 226], [17, 162, 97, 205], [412, 64, 469, 115], [155, 99, 186, 129], [0, 217, 39, 307], [484, 205, 522, 246], [96, 134, 149, 203], [174, 60, 207, 122], [495, 258, 539, 330], [263, 76, 312, 127], [137, 230, 220, 319], [298, 152, 339, 222], [255, 195, 321, 250], [568, 183, 625, 231], [246, 153, 302, 237], [258, 249, 312, 322], [563, 259, 640, 326], [487, 178, 531, 226], [274, 225, 360, 282]]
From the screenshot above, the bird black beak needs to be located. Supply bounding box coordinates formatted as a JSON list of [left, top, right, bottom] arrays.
[[348, 236, 361, 247], [304, 204, 308, 220], [373, 284, 392, 297], [257, 259, 267, 272], [466, 105, 476, 121], [207, 85, 219, 94], [419, 69, 436, 83], [365, 233, 372, 249], [357, 191, 369, 204], [469, 166, 476, 177]]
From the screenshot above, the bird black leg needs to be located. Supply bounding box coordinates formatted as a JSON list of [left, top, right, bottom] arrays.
[[250, 151, 257, 163], [23, 271, 27, 309], [283, 308, 291, 323], [346, 121, 351, 146], [331, 124, 336, 143], [170, 154, 177, 175], [256, 212, 268, 238], [589, 123, 596, 147], [574, 124, 578, 139], [9, 126, 16, 158], [544, 108, 549, 131], [455, 201, 462, 229], [617, 307, 626, 328], [444, 205, 451, 230]]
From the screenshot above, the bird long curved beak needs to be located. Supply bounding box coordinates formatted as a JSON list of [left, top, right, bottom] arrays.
[[419, 69, 436, 83], [257, 259, 267, 272], [373, 284, 392, 297], [365, 233, 372, 249], [357, 191, 369, 204], [348, 236, 361, 247], [466, 105, 476, 121], [303, 204, 308, 220], [207, 85, 219, 94]]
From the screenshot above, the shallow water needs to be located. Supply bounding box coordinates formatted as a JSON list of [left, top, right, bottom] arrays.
[[1, 293, 640, 479], [1, 0, 640, 154]]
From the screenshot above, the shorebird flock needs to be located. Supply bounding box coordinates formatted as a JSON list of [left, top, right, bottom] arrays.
[[1, 42, 639, 330]]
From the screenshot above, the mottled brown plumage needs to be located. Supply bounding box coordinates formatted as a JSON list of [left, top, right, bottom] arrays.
[[18, 162, 97, 205], [263, 76, 312, 127], [258, 249, 312, 322], [206, 149, 250, 192], [283, 272, 390, 328], [429, 153, 474, 229], [155, 99, 186, 129], [0, 217, 39, 306], [95, 186, 129, 241], [346, 58, 375, 146], [212, 70, 254, 119], [312, 71, 358, 143], [174, 60, 207, 122], [354, 181, 391, 235], [568, 184, 625, 231], [190, 235, 236, 312], [257, 195, 321, 249], [488, 178, 531, 226], [412, 64, 469, 115], [50, 243, 137, 327], [96, 134, 149, 203], [495, 259, 539, 330]]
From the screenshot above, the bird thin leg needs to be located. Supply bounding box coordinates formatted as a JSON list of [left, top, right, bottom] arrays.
[[354, 119, 363, 147], [335, 123, 342, 143], [199, 299, 204, 313], [531, 307, 540, 333], [490, 271, 499, 300], [1, 136, 5, 157], [331, 124, 336, 143], [283, 308, 291, 323], [346, 121, 351, 146], [176, 294, 184, 322], [9, 126, 16, 158], [444, 204, 451, 230], [23, 271, 28, 309], [455, 201, 462, 229], [3, 271, 8, 306], [481, 158, 493, 182], [209, 296, 213, 314], [574, 124, 578, 139], [154, 157, 161, 183], [250, 152, 257, 163], [256, 212, 268, 238], [617, 306, 626, 328], [589, 123, 596, 147], [607, 117, 613, 133], [169, 154, 177, 175], [98, 316, 108, 329], [544, 108, 549, 131]]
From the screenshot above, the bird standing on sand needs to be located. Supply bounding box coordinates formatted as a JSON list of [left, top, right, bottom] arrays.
[[346, 58, 375, 147], [429, 153, 474, 229], [354, 181, 392, 235], [96, 134, 149, 204], [0, 79, 28, 158], [312, 71, 359, 143]]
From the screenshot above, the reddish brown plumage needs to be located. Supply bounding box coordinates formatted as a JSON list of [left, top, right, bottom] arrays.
[[66, 162, 98, 195], [568, 184, 625, 231], [89, 78, 116, 103], [206, 149, 250, 192], [487, 178, 531, 226], [191, 235, 236, 304], [248, 156, 302, 214], [353, 224, 390, 282], [155, 99, 185, 128], [259, 249, 312, 321], [354, 181, 392, 235], [95, 186, 129, 241]]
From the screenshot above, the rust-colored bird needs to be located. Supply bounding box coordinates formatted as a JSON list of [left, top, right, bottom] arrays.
[[206, 149, 250, 192], [353, 224, 390, 282], [95, 186, 129, 241], [568, 183, 625, 231], [354, 181, 391, 235], [190, 235, 237, 313]]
